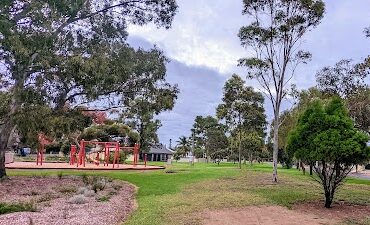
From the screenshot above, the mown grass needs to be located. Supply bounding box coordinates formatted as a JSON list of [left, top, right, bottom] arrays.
[[7, 162, 370, 225]]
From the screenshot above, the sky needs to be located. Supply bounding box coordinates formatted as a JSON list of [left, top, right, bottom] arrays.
[[126, 0, 370, 146]]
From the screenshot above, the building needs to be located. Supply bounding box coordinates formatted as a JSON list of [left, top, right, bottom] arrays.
[[143, 143, 173, 162]]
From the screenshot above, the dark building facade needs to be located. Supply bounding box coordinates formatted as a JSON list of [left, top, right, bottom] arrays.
[[141, 143, 173, 162]]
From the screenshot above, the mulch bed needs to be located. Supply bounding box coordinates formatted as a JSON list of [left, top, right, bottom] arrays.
[[0, 176, 137, 225]]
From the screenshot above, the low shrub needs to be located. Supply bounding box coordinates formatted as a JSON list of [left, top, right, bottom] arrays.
[[83, 190, 95, 197], [59, 186, 76, 194], [37, 193, 54, 203], [81, 174, 89, 185], [57, 171, 63, 180], [0, 202, 36, 215], [96, 195, 110, 202], [77, 187, 89, 195], [68, 195, 88, 204]]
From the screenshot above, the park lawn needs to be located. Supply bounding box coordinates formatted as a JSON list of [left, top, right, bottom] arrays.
[[7, 162, 370, 225]]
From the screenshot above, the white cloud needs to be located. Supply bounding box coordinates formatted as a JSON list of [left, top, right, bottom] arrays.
[[127, 0, 246, 74]]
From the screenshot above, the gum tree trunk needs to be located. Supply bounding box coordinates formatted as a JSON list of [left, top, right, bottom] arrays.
[[272, 114, 279, 182], [0, 117, 15, 178], [0, 95, 19, 178]]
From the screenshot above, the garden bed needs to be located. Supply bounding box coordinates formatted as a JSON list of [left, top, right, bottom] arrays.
[[0, 176, 136, 225]]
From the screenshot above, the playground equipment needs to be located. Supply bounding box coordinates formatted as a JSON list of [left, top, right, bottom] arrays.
[[36, 133, 53, 166], [36, 135, 145, 168], [69, 140, 142, 168]]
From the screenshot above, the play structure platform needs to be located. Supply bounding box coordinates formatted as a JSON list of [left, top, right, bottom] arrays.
[[6, 162, 164, 171]]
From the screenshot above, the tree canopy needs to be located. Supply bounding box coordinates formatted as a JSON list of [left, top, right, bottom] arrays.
[[0, 0, 178, 177], [287, 97, 370, 208]]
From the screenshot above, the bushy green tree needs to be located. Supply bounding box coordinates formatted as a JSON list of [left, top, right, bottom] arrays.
[[206, 129, 229, 165], [120, 48, 179, 152], [230, 131, 263, 165], [192, 116, 224, 161], [217, 74, 266, 168], [81, 123, 139, 144], [287, 97, 370, 208], [0, 0, 178, 177]]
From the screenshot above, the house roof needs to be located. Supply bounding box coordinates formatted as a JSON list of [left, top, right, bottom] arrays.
[[149, 144, 173, 155]]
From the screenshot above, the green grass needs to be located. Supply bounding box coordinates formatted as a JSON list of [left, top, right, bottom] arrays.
[[7, 162, 370, 225]]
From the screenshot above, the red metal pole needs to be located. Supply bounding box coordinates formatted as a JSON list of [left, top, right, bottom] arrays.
[[104, 145, 107, 166], [36, 147, 39, 166], [116, 143, 120, 168], [112, 147, 116, 169], [82, 141, 85, 167], [40, 143, 43, 166]]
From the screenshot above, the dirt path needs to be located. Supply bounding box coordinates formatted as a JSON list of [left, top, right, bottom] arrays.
[[202, 206, 337, 225]]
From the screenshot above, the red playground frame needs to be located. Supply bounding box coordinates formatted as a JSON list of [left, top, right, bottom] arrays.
[[70, 140, 141, 168], [37, 137, 142, 168], [36, 133, 52, 166]]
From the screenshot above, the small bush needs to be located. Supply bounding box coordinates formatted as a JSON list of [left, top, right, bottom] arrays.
[[68, 195, 88, 204], [96, 195, 110, 202], [37, 193, 54, 203], [81, 174, 89, 185], [365, 164, 370, 170], [0, 202, 36, 215], [108, 151, 128, 164], [112, 183, 122, 191], [83, 190, 95, 197], [91, 177, 106, 193], [59, 186, 76, 194], [57, 172, 63, 180], [77, 187, 89, 195]]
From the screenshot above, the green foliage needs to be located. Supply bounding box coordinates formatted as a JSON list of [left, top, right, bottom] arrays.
[[191, 116, 226, 159], [287, 97, 370, 207], [120, 49, 179, 152], [316, 60, 367, 98], [230, 131, 263, 162], [81, 123, 139, 143], [175, 136, 190, 157], [0, 202, 36, 215], [192, 116, 220, 149], [108, 151, 129, 164], [206, 128, 229, 162], [216, 74, 266, 136], [347, 88, 370, 134], [288, 98, 369, 164], [0, 0, 178, 177], [96, 195, 111, 202], [57, 171, 63, 180]]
